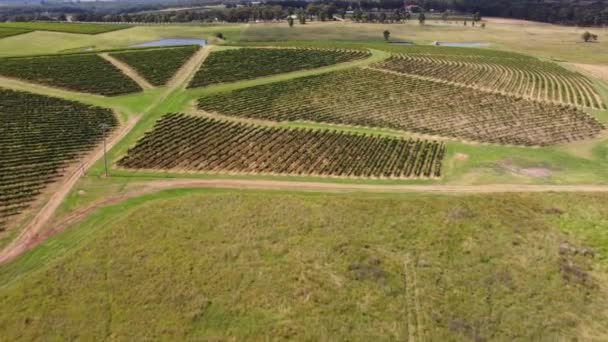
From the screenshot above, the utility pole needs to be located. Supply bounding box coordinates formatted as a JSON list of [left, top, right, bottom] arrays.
[[100, 123, 109, 177]]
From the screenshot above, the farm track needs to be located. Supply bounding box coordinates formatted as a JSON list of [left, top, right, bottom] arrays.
[[4, 178, 608, 265], [99, 53, 154, 90]]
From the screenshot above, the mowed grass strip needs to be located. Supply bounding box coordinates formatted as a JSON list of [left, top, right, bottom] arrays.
[[0, 22, 131, 35], [198, 68, 604, 146], [109, 45, 200, 86], [118, 114, 445, 178], [0, 53, 142, 96], [188, 47, 370, 88], [0, 88, 117, 230], [0, 191, 606, 340]]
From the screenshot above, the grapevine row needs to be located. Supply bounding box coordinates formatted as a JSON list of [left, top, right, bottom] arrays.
[[375, 55, 604, 109], [198, 68, 603, 146], [0, 88, 117, 230], [0, 53, 142, 96], [119, 114, 446, 179], [188, 47, 370, 88], [110, 45, 200, 86]]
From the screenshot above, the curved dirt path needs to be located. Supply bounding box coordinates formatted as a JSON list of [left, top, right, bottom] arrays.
[[3, 178, 608, 265], [0, 115, 139, 265], [100, 53, 154, 90]]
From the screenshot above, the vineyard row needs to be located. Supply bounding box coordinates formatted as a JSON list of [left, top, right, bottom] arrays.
[[198, 68, 604, 146], [375, 55, 604, 109], [188, 47, 370, 88], [119, 114, 446, 179], [0, 88, 117, 230]]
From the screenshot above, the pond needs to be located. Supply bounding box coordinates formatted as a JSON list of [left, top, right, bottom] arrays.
[[433, 42, 489, 47], [131, 38, 207, 48]]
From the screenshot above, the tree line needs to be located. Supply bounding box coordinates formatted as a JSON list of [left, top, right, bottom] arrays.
[[1, 0, 607, 26]]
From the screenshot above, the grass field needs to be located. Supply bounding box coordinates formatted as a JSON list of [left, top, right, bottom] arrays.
[[242, 20, 608, 65], [0, 190, 607, 340], [0, 22, 131, 35], [0, 25, 243, 58]]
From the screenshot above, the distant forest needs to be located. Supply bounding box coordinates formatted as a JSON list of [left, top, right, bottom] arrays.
[[0, 0, 606, 26]]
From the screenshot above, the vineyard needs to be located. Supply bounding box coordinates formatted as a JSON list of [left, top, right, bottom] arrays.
[[109, 46, 200, 86], [198, 68, 604, 146], [188, 47, 370, 88], [374, 54, 604, 109], [119, 114, 445, 179], [0, 89, 117, 231], [0, 53, 142, 96]]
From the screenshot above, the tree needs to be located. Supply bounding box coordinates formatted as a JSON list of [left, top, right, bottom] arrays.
[[582, 31, 591, 42], [353, 8, 363, 22], [418, 12, 425, 25], [481, 23, 486, 29], [441, 11, 448, 21], [473, 12, 481, 21], [383, 30, 390, 41], [215, 32, 224, 39], [464, 19, 467, 26], [582, 31, 598, 42], [288, 16, 294, 27], [297, 9, 306, 24], [379, 12, 387, 23]]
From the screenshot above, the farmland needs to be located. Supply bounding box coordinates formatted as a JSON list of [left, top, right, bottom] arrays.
[[0, 191, 607, 340], [188, 47, 370, 87], [110, 46, 200, 86], [376, 54, 604, 109], [0, 22, 131, 35], [0, 88, 116, 231], [198, 68, 604, 146], [119, 114, 445, 178], [0, 18, 608, 341], [0, 53, 142, 96]]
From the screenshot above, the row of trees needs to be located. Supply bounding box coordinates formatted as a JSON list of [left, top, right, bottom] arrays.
[[2, 0, 607, 26]]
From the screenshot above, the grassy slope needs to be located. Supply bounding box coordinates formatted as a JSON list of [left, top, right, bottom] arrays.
[[0, 22, 131, 35], [242, 20, 608, 65], [0, 27, 31, 39], [0, 190, 607, 340], [0, 25, 243, 58]]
